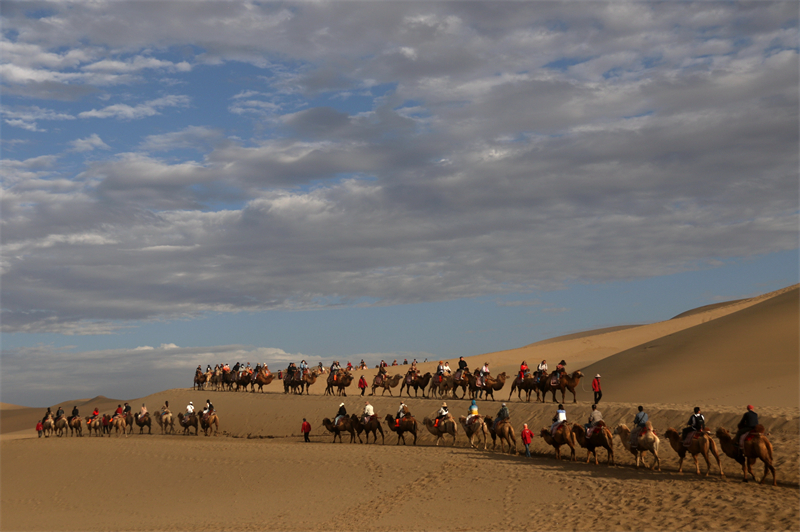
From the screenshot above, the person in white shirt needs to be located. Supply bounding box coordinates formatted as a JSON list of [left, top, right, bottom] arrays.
[[186, 401, 194, 416], [396, 401, 407, 420], [140, 403, 148, 419], [442, 362, 451, 375], [551, 404, 567, 434], [537, 360, 548, 373], [363, 401, 374, 423]]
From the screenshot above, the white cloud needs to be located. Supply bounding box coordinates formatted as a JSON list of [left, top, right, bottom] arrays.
[[69, 133, 110, 152], [79, 95, 190, 119]]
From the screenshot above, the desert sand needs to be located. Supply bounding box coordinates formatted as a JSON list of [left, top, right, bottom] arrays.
[[2, 285, 798, 531]]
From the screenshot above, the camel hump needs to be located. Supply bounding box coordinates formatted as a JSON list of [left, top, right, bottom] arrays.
[[753, 424, 766, 434]]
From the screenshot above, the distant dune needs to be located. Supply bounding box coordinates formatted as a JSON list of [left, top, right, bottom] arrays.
[[581, 286, 799, 408]]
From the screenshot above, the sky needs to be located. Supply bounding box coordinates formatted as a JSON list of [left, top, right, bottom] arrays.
[[1, 1, 798, 407]]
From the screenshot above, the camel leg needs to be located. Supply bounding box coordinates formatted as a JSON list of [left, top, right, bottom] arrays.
[[693, 453, 703, 475], [761, 460, 776, 486], [677, 455, 684, 473]]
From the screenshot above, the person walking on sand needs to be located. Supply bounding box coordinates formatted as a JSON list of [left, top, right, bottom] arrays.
[[358, 375, 368, 396], [301, 418, 311, 442], [521, 423, 534, 457], [36, 420, 43, 438], [592, 374, 602, 404]]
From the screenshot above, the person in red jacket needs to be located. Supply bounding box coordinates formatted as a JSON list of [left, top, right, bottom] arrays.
[[521, 423, 534, 457], [519, 361, 529, 381], [358, 375, 368, 396], [301, 418, 311, 442], [36, 420, 44, 438], [592, 374, 602, 404]]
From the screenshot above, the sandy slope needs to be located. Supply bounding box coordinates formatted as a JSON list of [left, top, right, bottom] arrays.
[[2, 284, 798, 531]]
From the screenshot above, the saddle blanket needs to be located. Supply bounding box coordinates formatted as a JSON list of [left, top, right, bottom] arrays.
[[551, 421, 565, 436], [586, 426, 598, 438], [684, 430, 704, 447]]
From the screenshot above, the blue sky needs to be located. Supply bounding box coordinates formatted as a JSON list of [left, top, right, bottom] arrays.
[[1, 1, 798, 406]]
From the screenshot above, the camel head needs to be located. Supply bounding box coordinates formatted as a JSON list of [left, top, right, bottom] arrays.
[[663, 428, 679, 442], [613, 424, 629, 436], [715, 427, 730, 440]]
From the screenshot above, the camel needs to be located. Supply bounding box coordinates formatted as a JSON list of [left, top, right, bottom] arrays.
[[458, 415, 489, 450], [102, 414, 112, 435], [54, 416, 68, 437], [400, 372, 432, 398], [350, 414, 385, 444], [322, 416, 360, 443], [477, 373, 507, 401], [664, 428, 724, 477], [84, 416, 103, 437], [485, 416, 517, 454], [68, 416, 83, 437], [154, 411, 175, 434], [613, 423, 661, 470], [284, 370, 318, 395], [41, 416, 54, 438], [200, 412, 219, 436], [541, 370, 584, 403], [235, 372, 254, 392], [371, 374, 403, 396], [324, 370, 354, 396], [572, 423, 615, 465], [384, 414, 417, 445], [123, 412, 135, 434], [507, 373, 543, 402], [193, 369, 208, 390], [252, 369, 276, 392], [111, 416, 128, 438], [177, 412, 199, 436], [422, 416, 458, 446], [716, 427, 776, 485], [220, 370, 236, 391], [134, 413, 152, 434], [540, 423, 577, 461]]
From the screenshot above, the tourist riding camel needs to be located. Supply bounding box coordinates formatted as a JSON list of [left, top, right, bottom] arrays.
[[434, 402, 450, 427], [140, 403, 148, 419], [457, 356, 468, 377], [69, 405, 80, 423], [186, 401, 194, 416], [395, 401, 409, 426], [363, 401, 374, 424], [518, 361, 528, 381], [733, 405, 759, 453], [630, 406, 649, 447], [537, 360, 547, 373], [478, 362, 490, 388], [681, 407, 705, 440], [494, 403, 510, 432], [334, 403, 347, 426], [55, 406, 64, 421], [551, 404, 567, 434], [584, 404, 603, 431]]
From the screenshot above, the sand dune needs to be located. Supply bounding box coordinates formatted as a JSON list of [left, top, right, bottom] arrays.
[[2, 284, 798, 531], [581, 286, 799, 407]]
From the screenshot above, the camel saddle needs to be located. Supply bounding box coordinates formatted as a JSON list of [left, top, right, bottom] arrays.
[[466, 414, 480, 426], [683, 430, 707, 447], [363, 415, 375, 424], [586, 423, 603, 438], [549, 374, 559, 387], [405, 374, 413, 385], [551, 421, 566, 436]]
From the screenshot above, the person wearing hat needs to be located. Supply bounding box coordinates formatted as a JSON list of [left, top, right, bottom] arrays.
[[734, 405, 759, 450], [334, 402, 347, 426], [185, 401, 194, 416], [363, 401, 374, 423], [592, 374, 602, 404], [494, 402, 510, 432], [434, 402, 450, 427]]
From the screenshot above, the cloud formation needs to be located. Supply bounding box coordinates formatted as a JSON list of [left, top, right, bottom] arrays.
[[1, 1, 797, 338]]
